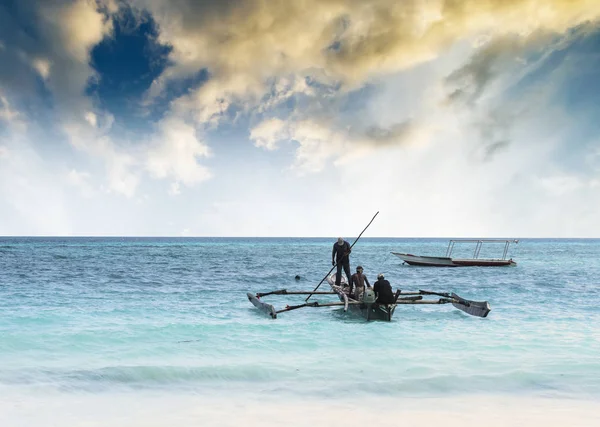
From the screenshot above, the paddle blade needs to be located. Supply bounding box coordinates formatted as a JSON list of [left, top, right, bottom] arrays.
[[451, 293, 491, 318]]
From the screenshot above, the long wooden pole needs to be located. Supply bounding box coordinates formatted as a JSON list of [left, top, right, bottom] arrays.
[[257, 290, 336, 297], [276, 301, 362, 314], [305, 211, 379, 302]]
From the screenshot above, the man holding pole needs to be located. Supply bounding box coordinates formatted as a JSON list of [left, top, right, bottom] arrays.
[[332, 237, 352, 288], [305, 212, 378, 303]]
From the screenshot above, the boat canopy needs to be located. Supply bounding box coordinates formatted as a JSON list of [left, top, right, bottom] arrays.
[[445, 239, 519, 260]]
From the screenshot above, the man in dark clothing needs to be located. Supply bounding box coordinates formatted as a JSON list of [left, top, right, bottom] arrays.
[[332, 237, 352, 287], [373, 273, 396, 304]]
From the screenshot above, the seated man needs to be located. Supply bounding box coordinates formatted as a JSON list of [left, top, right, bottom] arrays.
[[350, 266, 370, 300], [373, 273, 396, 304]]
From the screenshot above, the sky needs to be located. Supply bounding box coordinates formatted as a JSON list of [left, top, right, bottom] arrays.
[[1, 0, 600, 237]]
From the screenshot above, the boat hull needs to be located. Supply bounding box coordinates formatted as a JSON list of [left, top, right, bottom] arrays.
[[451, 258, 516, 267], [392, 252, 516, 267], [327, 274, 396, 321]]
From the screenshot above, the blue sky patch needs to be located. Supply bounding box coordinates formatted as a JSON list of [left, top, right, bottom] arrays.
[[87, 6, 171, 128]]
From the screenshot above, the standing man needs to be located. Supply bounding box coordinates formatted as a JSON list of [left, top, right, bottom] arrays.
[[332, 237, 352, 288], [350, 266, 370, 300]]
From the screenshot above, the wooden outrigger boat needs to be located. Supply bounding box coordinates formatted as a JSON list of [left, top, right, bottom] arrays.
[[247, 212, 491, 321], [247, 273, 491, 321], [392, 239, 519, 267]]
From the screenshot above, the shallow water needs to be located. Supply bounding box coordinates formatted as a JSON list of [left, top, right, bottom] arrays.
[[1, 237, 599, 424]]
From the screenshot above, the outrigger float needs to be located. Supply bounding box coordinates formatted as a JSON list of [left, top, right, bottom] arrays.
[[392, 239, 519, 267], [247, 273, 491, 321]]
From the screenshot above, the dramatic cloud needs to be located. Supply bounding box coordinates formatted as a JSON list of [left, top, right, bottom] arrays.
[[146, 117, 212, 187], [1, 0, 600, 236], [0, 92, 21, 125], [445, 35, 532, 106], [250, 117, 424, 172], [129, 0, 600, 172], [441, 21, 600, 162], [50, 0, 112, 63], [27, 0, 114, 112], [250, 117, 288, 151], [139, 0, 600, 85], [62, 122, 139, 197]]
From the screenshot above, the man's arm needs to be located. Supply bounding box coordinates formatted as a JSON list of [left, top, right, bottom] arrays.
[[365, 276, 370, 287], [332, 245, 336, 265]]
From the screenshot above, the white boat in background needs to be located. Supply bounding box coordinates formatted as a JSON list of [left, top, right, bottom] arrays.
[[392, 239, 519, 267]]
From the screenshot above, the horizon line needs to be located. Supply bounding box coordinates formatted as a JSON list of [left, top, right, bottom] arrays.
[[1, 235, 599, 239]]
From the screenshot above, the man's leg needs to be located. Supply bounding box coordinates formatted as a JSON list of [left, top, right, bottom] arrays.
[[343, 262, 351, 287], [335, 262, 343, 286]]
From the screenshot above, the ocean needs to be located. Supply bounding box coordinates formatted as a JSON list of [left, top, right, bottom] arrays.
[[1, 237, 599, 426]]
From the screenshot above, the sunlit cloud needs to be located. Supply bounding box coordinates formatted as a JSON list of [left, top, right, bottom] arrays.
[[146, 117, 212, 187]]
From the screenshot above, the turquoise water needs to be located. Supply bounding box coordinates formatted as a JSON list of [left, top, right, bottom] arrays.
[[1, 237, 599, 401]]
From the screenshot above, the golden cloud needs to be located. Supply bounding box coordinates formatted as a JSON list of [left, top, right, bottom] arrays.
[[141, 0, 600, 85], [135, 0, 600, 172]]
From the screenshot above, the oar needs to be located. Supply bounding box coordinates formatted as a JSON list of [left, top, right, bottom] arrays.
[[305, 211, 379, 302]]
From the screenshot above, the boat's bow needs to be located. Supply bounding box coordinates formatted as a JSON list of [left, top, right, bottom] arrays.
[[391, 252, 457, 267]]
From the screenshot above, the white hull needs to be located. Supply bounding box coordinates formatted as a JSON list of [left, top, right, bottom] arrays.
[[392, 252, 516, 267], [392, 253, 456, 267]]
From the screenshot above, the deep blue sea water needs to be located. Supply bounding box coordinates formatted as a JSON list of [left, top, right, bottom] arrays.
[[1, 237, 599, 408]]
